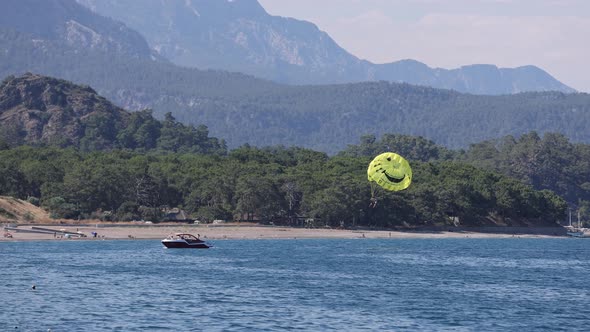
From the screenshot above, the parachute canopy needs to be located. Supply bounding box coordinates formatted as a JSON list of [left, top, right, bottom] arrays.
[[367, 152, 412, 191]]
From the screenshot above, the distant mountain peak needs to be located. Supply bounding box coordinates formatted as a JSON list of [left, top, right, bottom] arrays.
[[0, 72, 100, 110], [76, 0, 574, 94], [1, 0, 158, 60]]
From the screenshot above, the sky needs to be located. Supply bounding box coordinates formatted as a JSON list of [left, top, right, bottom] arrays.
[[258, 0, 590, 93]]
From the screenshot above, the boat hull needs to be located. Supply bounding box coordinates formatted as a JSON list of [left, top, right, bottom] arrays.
[[567, 231, 589, 238], [161, 240, 210, 249]]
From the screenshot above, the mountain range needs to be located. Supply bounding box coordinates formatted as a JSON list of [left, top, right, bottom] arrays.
[[76, 0, 574, 94], [1, 0, 589, 154]]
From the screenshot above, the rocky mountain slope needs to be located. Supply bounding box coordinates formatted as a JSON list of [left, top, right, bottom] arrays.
[[77, 0, 574, 94], [0, 73, 129, 148], [0, 0, 159, 60], [0, 73, 228, 153]]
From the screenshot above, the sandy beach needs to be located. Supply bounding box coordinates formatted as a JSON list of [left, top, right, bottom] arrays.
[[1, 222, 564, 242]]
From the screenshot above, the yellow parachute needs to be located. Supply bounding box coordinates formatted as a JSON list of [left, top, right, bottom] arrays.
[[367, 152, 412, 207], [367, 152, 412, 191]]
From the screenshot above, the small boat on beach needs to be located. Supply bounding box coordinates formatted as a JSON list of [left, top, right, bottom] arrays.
[[566, 227, 589, 238], [565, 210, 588, 238], [162, 233, 211, 248]]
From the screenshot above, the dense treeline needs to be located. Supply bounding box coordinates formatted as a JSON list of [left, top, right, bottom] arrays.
[[114, 111, 227, 154], [0, 107, 227, 154], [342, 132, 590, 222], [461, 132, 590, 216], [0, 143, 567, 227]]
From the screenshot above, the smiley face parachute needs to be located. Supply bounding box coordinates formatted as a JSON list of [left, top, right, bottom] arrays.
[[367, 152, 412, 207], [368, 152, 412, 191]]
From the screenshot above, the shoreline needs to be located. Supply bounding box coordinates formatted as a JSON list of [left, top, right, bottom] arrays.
[[1, 223, 567, 242]]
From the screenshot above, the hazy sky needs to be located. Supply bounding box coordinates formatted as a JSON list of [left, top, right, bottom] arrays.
[[258, 0, 590, 93]]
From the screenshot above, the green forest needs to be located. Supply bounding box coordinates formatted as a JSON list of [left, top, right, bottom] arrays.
[[3, 130, 588, 228]]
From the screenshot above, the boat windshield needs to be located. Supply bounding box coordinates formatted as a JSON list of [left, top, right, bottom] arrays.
[[167, 233, 201, 241]]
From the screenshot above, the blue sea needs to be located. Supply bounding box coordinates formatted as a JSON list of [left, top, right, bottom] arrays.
[[1, 238, 589, 331]]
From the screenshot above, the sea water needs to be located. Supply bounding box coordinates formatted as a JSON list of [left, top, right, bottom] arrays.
[[1, 238, 589, 331]]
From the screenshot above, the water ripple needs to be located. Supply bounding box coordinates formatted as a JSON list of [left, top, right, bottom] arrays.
[[1, 238, 589, 331]]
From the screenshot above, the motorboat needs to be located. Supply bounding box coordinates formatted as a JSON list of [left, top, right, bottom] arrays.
[[162, 233, 211, 248]]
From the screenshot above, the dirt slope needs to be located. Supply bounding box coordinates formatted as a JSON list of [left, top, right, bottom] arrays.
[[0, 196, 52, 223]]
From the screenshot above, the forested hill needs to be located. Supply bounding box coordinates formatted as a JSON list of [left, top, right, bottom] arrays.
[[0, 73, 128, 149], [2, 72, 590, 154], [0, 73, 226, 154], [166, 82, 590, 153]]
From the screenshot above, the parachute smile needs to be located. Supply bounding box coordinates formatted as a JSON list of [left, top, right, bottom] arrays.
[[383, 171, 405, 183]]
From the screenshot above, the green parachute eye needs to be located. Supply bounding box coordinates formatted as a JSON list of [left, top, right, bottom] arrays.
[[367, 152, 412, 191]]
